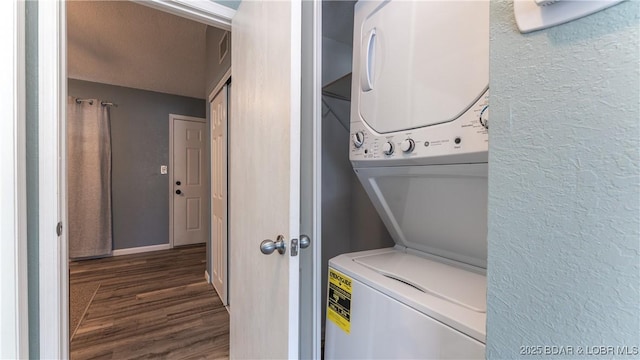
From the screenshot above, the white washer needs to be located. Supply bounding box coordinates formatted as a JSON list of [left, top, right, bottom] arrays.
[[325, 0, 490, 358], [325, 248, 486, 359]]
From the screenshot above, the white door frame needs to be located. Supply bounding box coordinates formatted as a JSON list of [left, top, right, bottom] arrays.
[[168, 114, 207, 249], [38, 1, 68, 358], [208, 69, 232, 103], [37, 1, 321, 359], [1, 1, 28, 358], [208, 69, 231, 305], [306, 1, 323, 359]]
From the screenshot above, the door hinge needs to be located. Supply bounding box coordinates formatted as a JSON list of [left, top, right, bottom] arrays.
[[56, 222, 63, 236]]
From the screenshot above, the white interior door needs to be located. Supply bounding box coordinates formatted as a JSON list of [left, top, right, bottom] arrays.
[[229, 1, 302, 358], [171, 115, 208, 247], [211, 84, 228, 305]]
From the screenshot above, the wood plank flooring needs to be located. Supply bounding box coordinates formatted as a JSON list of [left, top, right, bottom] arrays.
[[70, 244, 229, 360]]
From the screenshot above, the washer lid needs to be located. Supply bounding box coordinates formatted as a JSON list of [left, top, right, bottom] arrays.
[[357, 0, 489, 133], [353, 251, 486, 313]]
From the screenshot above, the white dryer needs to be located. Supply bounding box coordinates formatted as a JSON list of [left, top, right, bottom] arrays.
[[325, 0, 489, 358]]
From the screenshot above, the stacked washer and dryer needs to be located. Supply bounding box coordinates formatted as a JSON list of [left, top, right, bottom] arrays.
[[325, 1, 490, 358]]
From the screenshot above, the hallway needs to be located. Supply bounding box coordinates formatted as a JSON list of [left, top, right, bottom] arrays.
[[69, 245, 229, 359]]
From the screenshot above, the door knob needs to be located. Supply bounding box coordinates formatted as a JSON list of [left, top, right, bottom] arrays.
[[175, 189, 182, 195], [260, 235, 286, 255], [300, 234, 311, 249]]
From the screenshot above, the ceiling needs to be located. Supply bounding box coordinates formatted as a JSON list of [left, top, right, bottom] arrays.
[[67, 1, 208, 99], [68, 1, 355, 98]]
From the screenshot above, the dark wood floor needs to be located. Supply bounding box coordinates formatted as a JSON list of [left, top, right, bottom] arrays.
[[70, 244, 229, 360]]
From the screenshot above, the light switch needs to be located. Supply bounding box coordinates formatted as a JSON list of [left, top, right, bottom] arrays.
[[160, 165, 167, 175]]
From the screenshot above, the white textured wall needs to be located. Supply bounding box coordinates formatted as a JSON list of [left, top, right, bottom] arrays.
[[487, 1, 640, 357]]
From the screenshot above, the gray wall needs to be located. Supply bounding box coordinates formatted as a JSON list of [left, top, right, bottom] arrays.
[[487, 1, 640, 357], [322, 0, 354, 86], [213, 0, 240, 10], [68, 79, 206, 250], [322, 38, 351, 87], [204, 25, 232, 277]]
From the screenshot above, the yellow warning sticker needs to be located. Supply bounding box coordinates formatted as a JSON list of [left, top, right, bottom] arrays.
[[327, 268, 352, 334]]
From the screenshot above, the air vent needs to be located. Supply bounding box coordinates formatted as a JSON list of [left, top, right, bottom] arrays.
[[219, 31, 229, 64]]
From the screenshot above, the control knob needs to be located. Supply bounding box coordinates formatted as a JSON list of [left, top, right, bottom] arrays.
[[480, 105, 489, 129], [382, 142, 394, 155], [400, 138, 415, 153], [352, 131, 365, 148]]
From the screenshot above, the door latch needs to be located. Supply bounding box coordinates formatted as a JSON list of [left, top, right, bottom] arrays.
[[56, 222, 63, 236], [290, 238, 299, 257]]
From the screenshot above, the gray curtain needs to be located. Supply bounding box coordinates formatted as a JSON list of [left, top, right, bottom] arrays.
[[67, 97, 113, 258]]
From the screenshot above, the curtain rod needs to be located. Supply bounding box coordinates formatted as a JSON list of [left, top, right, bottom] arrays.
[[75, 98, 118, 107]]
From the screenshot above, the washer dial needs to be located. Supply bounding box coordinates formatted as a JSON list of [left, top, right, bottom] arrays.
[[480, 105, 489, 129], [382, 142, 394, 155], [401, 139, 415, 153], [352, 131, 365, 148]]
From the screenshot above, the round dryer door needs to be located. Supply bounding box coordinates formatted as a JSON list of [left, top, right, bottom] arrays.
[[357, 0, 489, 134]]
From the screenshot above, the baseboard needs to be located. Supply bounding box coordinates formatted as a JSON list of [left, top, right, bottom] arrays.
[[204, 270, 211, 284], [112, 244, 171, 256]]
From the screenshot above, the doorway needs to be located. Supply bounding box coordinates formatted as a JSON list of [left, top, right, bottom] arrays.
[[64, 1, 230, 357], [209, 78, 230, 306], [169, 114, 208, 248], [38, 1, 322, 358]]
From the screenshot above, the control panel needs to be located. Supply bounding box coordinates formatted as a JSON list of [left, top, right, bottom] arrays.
[[350, 90, 489, 165]]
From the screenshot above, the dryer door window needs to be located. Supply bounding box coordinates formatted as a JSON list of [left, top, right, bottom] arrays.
[[357, 1, 489, 134]]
